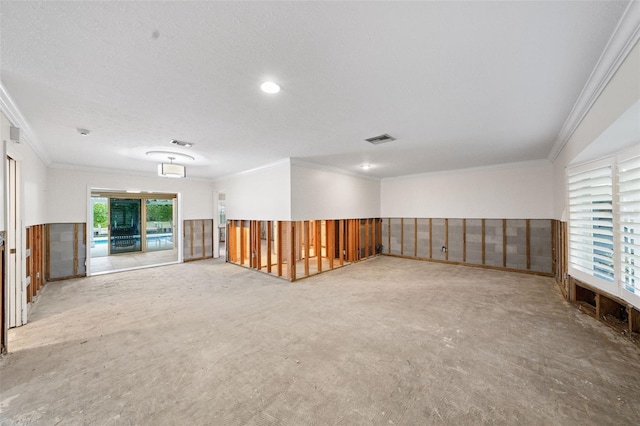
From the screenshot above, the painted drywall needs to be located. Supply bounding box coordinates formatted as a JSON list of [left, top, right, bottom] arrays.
[[214, 160, 291, 221], [290, 162, 380, 220], [1, 112, 49, 228], [552, 41, 640, 220], [46, 168, 215, 223], [381, 161, 554, 219]]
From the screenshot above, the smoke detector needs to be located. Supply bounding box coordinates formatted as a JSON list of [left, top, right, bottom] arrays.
[[170, 139, 193, 148], [365, 133, 396, 145]]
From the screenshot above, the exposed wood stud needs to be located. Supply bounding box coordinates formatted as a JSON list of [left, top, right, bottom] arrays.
[[73, 223, 79, 276], [256, 221, 262, 270], [316, 220, 322, 272], [328, 220, 335, 269], [267, 221, 272, 273], [277, 221, 283, 277], [502, 219, 507, 268], [190, 220, 195, 258], [289, 222, 296, 281], [400, 218, 404, 256], [414, 218, 418, 257], [339, 220, 345, 266], [387, 218, 391, 254], [481, 219, 486, 265], [429, 218, 433, 259], [526, 219, 531, 270], [462, 219, 467, 263], [364, 219, 369, 258], [444, 219, 449, 261], [304, 220, 310, 277]]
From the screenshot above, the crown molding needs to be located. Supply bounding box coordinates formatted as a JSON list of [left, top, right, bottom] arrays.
[[49, 162, 216, 183], [0, 81, 52, 165], [290, 158, 381, 182], [382, 159, 551, 182], [212, 158, 291, 183], [548, 0, 640, 163]]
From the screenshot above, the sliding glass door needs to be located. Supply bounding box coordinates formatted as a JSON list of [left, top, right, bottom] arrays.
[[110, 198, 142, 254], [145, 198, 175, 252]]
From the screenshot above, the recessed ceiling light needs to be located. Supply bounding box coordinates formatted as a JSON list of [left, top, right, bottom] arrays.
[[260, 81, 281, 94], [360, 164, 372, 170]]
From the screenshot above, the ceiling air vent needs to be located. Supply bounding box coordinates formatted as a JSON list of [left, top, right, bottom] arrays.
[[170, 139, 193, 148], [365, 133, 396, 145]]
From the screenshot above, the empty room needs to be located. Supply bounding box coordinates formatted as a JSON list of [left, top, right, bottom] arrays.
[[0, 1, 639, 424]]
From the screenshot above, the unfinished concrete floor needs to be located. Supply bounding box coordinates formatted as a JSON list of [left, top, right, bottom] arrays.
[[1, 257, 639, 425]]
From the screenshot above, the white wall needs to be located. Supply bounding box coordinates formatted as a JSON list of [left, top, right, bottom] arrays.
[[381, 161, 554, 219], [1, 112, 49, 228], [291, 162, 380, 220], [552, 42, 640, 220], [214, 160, 291, 221], [46, 168, 215, 223]]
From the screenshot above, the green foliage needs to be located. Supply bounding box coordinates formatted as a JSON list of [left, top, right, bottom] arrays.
[[146, 204, 173, 222], [93, 203, 108, 228]]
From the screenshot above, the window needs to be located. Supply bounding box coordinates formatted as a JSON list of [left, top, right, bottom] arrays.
[[568, 148, 640, 307], [568, 161, 614, 284], [618, 153, 640, 295]]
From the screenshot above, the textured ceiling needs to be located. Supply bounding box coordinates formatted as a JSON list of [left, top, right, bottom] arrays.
[[0, 1, 631, 179]]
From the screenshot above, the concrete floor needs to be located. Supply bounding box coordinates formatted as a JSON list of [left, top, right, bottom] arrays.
[[1, 256, 639, 425]]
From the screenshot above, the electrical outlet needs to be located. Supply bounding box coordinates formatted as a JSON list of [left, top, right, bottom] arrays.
[[441, 246, 447, 253]]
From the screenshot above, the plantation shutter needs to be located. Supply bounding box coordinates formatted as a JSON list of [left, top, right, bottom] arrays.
[[618, 154, 640, 295], [568, 162, 614, 283]]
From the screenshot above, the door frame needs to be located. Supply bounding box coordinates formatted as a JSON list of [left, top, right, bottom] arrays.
[[86, 187, 183, 275]]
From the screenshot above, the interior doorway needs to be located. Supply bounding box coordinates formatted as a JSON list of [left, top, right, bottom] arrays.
[[6, 156, 25, 328], [89, 190, 179, 274]]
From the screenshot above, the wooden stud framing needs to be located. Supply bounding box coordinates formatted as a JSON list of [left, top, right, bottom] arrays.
[[202, 220, 206, 258], [289, 221, 296, 281], [239, 221, 245, 266], [190, 220, 195, 258], [400, 218, 404, 256], [462, 219, 467, 263], [73, 224, 79, 276], [502, 219, 507, 268], [428, 218, 432, 258], [267, 221, 273, 273], [316, 220, 322, 273], [387, 218, 391, 255], [256, 221, 262, 270], [328, 220, 335, 269], [526, 219, 531, 270], [304, 220, 310, 277], [414, 218, 418, 257], [481, 219, 486, 265], [364, 219, 369, 258], [339, 220, 345, 266], [277, 221, 283, 277], [444, 219, 449, 261]]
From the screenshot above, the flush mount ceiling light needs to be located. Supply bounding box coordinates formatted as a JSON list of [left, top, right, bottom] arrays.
[[360, 164, 372, 170], [260, 81, 281, 94], [157, 157, 186, 178], [77, 128, 90, 136]]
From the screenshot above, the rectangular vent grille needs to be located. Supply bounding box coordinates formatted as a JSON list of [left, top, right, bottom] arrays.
[[170, 139, 193, 148], [365, 133, 396, 145]]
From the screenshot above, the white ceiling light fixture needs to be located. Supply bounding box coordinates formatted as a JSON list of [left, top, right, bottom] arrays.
[[360, 164, 372, 170], [260, 81, 281, 94], [158, 157, 186, 178]]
